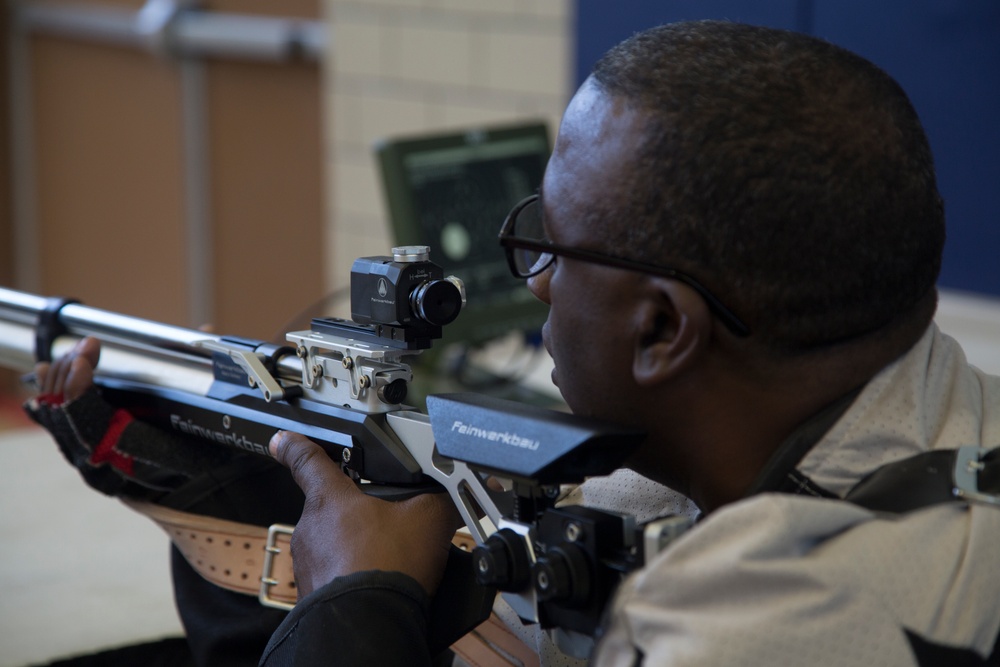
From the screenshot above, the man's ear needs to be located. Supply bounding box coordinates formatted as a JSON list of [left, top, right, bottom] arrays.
[[632, 278, 712, 387]]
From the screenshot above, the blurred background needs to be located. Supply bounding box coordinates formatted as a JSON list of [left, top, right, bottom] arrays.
[[0, 1, 997, 665], [0, 0, 998, 358]]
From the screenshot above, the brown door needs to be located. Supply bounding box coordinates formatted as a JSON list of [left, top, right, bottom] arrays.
[[3, 0, 326, 342]]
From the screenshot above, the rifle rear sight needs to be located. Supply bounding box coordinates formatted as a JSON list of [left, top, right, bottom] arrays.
[[208, 246, 465, 413], [333, 245, 466, 351]]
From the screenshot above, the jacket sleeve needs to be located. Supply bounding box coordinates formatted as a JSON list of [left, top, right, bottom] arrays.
[[259, 570, 438, 667], [592, 494, 998, 666]]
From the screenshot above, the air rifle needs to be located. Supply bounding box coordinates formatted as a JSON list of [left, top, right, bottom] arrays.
[[0, 246, 688, 657]]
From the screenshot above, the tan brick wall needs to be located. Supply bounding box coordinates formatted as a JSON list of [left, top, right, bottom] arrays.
[[322, 0, 572, 294]]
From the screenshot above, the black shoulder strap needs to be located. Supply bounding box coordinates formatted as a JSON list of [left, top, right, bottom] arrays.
[[845, 446, 1000, 514], [849, 448, 1000, 665], [904, 629, 1000, 667]]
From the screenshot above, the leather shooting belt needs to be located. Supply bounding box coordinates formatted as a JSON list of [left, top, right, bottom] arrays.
[[122, 498, 490, 611], [121, 498, 538, 666], [122, 497, 298, 607]]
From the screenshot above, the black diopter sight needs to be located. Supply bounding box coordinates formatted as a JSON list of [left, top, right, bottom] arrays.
[[343, 246, 466, 349]]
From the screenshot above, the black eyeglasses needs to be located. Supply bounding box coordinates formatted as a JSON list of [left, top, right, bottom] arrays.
[[498, 194, 750, 337]]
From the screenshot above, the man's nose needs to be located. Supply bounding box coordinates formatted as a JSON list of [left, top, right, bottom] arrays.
[[527, 266, 552, 304]]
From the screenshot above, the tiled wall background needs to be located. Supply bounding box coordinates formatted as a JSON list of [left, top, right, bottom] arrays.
[[322, 0, 573, 293]]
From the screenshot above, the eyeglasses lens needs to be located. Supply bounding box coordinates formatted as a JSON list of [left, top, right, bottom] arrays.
[[511, 198, 552, 277]]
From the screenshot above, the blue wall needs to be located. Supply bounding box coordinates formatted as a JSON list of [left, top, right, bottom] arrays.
[[575, 0, 1000, 297]]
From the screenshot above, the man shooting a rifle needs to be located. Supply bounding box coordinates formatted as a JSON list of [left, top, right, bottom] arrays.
[[30, 20, 1000, 666]]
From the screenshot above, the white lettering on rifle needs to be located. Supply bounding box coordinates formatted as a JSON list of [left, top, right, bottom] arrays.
[[170, 414, 268, 456], [451, 420, 540, 451]]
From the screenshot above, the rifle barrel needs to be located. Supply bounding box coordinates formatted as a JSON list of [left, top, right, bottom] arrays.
[[0, 287, 234, 391]]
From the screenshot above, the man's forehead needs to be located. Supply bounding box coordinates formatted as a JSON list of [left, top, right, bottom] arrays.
[[561, 78, 605, 134], [560, 78, 640, 144], [541, 81, 646, 238]]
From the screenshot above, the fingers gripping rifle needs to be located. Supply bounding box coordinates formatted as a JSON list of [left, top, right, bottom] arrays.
[[0, 247, 684, 658]]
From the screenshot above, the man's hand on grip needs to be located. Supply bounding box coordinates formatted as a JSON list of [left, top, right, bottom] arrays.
[[270, 431, 461, 599]]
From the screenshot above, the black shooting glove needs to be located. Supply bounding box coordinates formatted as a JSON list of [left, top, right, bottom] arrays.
[[25, 386, 232, 499]]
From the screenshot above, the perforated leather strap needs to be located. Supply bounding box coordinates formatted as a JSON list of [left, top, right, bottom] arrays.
[[122, 498, 298, 606], [450, 612, 541, 667], [125, 501, 541, 666]]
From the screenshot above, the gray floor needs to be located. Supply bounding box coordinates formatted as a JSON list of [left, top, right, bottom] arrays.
[[0, 428, 182, 667], [1, 288, 999, 666]]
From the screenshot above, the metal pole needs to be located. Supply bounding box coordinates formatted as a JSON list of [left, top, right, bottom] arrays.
[[13, 1, 327, 61], [179, 58, 213, 328], [8, 5, 40, 291]]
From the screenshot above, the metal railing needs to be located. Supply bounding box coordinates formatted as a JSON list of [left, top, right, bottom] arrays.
[[13, 0, 327, 62]]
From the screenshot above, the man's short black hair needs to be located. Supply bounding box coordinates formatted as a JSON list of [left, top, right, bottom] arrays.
[[590, 20, 945, 352]]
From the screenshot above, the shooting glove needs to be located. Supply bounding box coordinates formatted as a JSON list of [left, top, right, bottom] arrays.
[[25, 387, 231, 499], [25, 385, 305, 667]]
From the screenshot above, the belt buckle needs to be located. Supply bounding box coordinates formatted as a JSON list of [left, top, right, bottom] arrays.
[[953, 446, 1000, 507], [259, 523, 296, 610]]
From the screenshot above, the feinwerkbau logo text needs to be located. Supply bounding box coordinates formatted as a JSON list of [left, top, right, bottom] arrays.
[[171, 414, 268, 456], [451, 420, 539, 450]]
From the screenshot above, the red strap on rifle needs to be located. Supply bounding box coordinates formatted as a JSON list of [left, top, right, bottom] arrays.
[[89, 409, 135, 476], [36, 393, 65, 407]]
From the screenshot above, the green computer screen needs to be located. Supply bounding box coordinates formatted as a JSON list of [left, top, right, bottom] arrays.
[[376, 121, 551, 348]]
